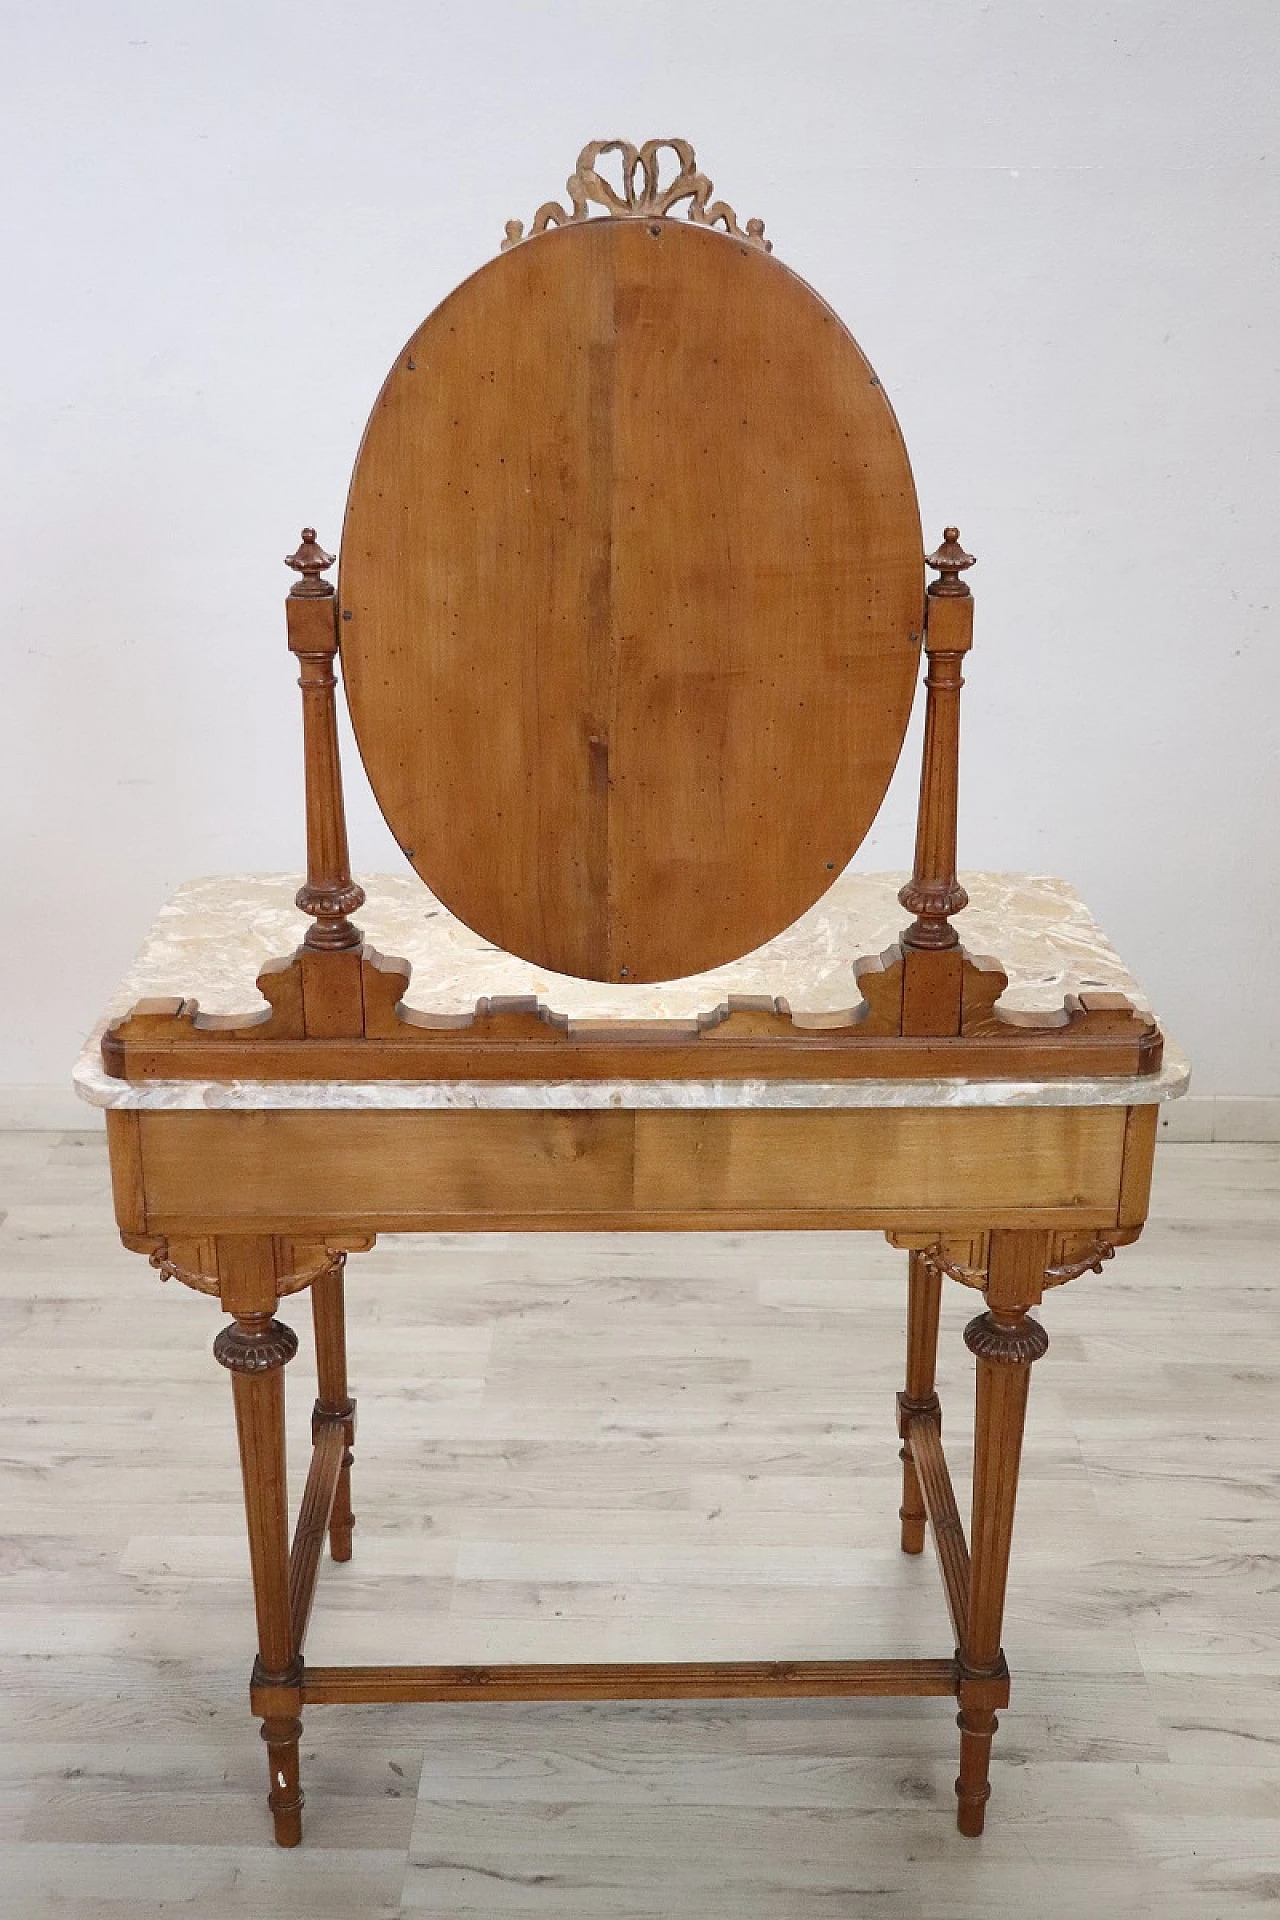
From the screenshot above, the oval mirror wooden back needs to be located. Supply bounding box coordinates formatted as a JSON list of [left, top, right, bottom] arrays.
[[340, 197, 924, 982]]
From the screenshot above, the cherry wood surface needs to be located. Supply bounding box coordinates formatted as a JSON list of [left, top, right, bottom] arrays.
[[114, 1102, 1146, 1239], [91, 136, 1173, 1853], [302, 1659, 961, 1706], [339, 216, 924, 983], [897, 1247, 944, 1556]]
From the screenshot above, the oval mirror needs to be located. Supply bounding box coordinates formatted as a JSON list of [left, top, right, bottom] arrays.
[[340, 217, 924, 982]]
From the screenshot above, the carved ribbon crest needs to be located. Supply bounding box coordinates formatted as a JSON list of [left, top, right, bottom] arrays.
[[502, 138, 770, 252]]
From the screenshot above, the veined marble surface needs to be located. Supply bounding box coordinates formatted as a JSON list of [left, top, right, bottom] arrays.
[[73, 871, 1189, 1112]]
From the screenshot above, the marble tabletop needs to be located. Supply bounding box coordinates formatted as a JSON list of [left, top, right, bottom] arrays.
[[73, 872, 1189, 1113]]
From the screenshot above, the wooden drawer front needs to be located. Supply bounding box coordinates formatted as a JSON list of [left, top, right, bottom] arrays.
[[633, 1108, 1128, 1219], [139, 1109, 635, 1231], [132, 1103, 1132, 1236]]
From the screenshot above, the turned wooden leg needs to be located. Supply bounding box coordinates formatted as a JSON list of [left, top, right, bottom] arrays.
[[214, 1240, 304, 1847], [955, 1229, 1049, 1836], [897, 1248, 943, 1554], [311, 1256, 356, 1562]]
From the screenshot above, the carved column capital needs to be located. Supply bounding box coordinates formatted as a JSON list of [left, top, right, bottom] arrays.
[[898, 877, 969, 934], [295, 879, 367, 940], [214, 1313, 299, 1375], [963, 1309, 1049, 1368]]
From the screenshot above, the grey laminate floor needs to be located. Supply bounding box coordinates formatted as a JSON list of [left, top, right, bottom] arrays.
[[0, 1131, 1277, 1917]]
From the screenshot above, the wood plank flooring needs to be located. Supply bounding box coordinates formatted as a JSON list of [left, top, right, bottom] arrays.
[[0, 1131, 1277, 1916]]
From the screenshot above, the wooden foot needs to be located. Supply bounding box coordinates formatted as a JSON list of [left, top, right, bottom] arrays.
[[262, 1713, 304, 1847], [955, 1701, 998, 1835], [214, 1237, 305, 1847], [954, 1229, 1048, 1835], [311, 1256, 356, 1562], [897, 1248, 942, 1553]]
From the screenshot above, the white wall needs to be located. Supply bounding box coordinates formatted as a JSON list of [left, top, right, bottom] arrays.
[[3, 1, 1278, 1097]]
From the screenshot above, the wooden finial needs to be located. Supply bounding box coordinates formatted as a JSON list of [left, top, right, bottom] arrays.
[[926, 527, 975, 599], [286, 528, 336, 599]]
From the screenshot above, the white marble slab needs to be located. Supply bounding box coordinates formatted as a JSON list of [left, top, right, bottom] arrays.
[[72, 872, 1189, 1112]]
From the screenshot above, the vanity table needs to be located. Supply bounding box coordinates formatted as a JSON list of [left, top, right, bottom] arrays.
[[77, 139, 1185, 1847]]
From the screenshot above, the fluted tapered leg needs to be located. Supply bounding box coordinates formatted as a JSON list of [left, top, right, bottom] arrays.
[[214, 1249, 303, 1848], [897, 1249, 943, 1553], [955, 1229, 1049, 1836], [311, 1257, 356, 1562]]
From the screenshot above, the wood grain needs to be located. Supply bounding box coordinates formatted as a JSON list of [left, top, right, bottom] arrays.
[[1118, 1100, 1160, 1228], [104, 1109, 146, 1235], [906, 1411, 969, 1643], [310, 1259, 356, 1564], [339, 216, 924, 982], [129, 1104, 1134, 1235], [956, 1228, 1051, 1835], [210, 1253, 304, 1848], [288, 1421, 344, 1651], [629, 1107, 1129, 1220], [303, 1658, 959, 1705], [896, 1246, 942, 1554]]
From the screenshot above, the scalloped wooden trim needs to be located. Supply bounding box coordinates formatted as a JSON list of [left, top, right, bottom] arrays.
[[501, 138, 770, 253], [99, 940, 1163, 1083]]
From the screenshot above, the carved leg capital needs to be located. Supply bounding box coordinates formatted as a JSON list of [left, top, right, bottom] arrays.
[[963, 1307, 1049, 1368], [214, 1313, 299, 1374]]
